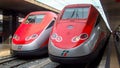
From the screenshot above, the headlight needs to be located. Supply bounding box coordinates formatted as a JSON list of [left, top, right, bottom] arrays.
[[51, 33, 57, 39], [51, 33, 62, 42], [80, 33, 88, 40], [13, 34, 20, 40], [72, 36, 80, 42], [72, 33, 88, 42], [25, 34, 38, 41], [31, 34, 38, 39], [56, 36, 62, 42]]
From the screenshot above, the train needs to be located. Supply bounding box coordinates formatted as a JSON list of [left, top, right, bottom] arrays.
[[11, 11, 57, 56], [48, 4, 111, 64]]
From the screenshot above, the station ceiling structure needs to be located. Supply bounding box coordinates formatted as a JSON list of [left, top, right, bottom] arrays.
[[0, 0, 119, 16], [0, 0, 60, 14], [0, 0, 119, 29]]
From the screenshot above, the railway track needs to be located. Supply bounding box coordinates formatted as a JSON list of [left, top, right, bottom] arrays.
[[0, 56, 104, 68], [0, 55, 48, 68], [0, 56, 28, 68], [0, 56, 16, 64]]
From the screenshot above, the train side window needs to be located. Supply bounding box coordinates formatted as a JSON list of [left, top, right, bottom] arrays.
[[95, 16, 100, 27], [100, 16, 109, 32], [46, 20, 55, 29]]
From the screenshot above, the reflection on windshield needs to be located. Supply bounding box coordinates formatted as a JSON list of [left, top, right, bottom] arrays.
[[25, 14, 45, 23], [62, 7, 89, 19]]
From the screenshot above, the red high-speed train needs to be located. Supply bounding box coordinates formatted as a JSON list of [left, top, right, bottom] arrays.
[[11, 11, 57, 56], [48, 4, 111, 64]]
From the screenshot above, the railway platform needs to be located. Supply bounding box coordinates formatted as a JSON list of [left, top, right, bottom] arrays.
[[0, 44, 10, 57], [98, 35, 119, 68]]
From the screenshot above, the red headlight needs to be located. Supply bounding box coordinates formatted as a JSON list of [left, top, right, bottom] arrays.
[[80, 33, 88, 40]]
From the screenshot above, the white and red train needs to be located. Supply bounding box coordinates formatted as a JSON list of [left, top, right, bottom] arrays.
[[11, 11, 57, 56], [48, 4, 111, 64]]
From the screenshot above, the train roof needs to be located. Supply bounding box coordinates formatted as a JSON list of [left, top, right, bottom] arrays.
[[28, 11, 56, 15], [64, 4, 94, 8]]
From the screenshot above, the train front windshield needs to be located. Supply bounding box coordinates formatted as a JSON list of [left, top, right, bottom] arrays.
[[25, 14, 45, 24], [62, 7, 89, 19]]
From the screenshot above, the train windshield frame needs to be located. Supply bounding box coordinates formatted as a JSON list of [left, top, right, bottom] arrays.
[[62, 7, 89, 19], [25, 14, 45, 24]]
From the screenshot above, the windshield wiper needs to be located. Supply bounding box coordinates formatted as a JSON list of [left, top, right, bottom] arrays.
[[70, 9, 76, 18], [76, 9, 79, 19]]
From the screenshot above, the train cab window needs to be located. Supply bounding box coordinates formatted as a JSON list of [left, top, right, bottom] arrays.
[[25, 14, 45, 23], [62, 7, 89, 19]]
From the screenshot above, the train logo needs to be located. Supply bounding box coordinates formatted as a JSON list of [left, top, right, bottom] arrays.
[[61, 50, 69, 57]]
